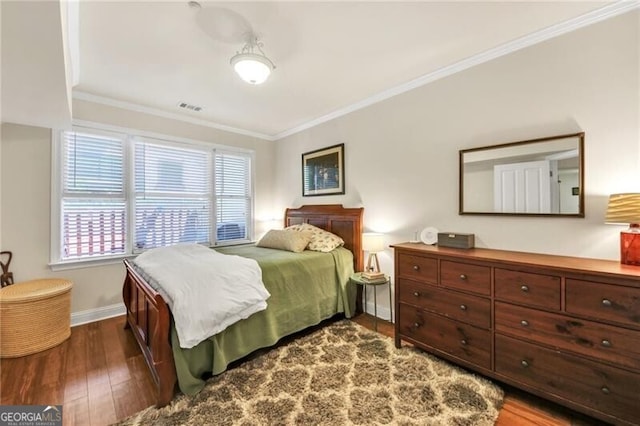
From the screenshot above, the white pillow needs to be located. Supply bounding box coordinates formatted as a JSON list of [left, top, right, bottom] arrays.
[[256, 229, 311, 253], [286, 223, 344, 252]]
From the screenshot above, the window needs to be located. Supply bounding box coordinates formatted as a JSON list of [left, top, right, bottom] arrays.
[[53, 126, 254, 264], [134, 138, 211, 250], [60, 130, 126, 259], [215, 151, 252, 241]]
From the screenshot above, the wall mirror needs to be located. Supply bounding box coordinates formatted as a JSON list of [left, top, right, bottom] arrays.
[[459, 132, 584, 217]]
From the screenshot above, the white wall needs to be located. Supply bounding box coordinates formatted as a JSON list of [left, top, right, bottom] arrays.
[[1, 1, 72, 129], [274, 11, 640, 320], [0, 102, 276, 318]]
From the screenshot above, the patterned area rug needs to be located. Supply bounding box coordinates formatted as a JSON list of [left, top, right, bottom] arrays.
[[118, 320, 503, 425]]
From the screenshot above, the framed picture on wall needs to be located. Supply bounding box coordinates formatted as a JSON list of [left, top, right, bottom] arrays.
[[302, 143, 345, 196]]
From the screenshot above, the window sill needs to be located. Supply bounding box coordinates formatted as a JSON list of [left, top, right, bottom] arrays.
[[48, 242, 255, 271], [49, 254, 135, 271], [213, 240, 255, 247]]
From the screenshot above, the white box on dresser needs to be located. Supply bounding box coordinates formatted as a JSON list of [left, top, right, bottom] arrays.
[[393, 242, 640, 426]]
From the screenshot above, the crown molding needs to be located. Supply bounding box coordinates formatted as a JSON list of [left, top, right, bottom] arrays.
[[273, 0, 640, 140], [72, 1, 638, 142], [72, 91, 276, 141]]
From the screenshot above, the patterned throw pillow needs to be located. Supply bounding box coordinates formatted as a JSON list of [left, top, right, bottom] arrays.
[[286, 223, 344, 252], [257, 229, 312, 253]]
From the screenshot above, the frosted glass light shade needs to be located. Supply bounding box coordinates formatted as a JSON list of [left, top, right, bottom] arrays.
[[362, 233, 384, 253], [231, 53, 273, 85]]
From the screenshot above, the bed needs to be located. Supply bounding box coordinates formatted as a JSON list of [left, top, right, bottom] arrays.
[[122, 204, 364, 407]]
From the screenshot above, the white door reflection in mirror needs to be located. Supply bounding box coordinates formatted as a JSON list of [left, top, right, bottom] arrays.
[[494, 160, 552, 213]]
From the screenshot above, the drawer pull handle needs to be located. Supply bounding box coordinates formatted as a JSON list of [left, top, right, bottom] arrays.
[[601, 339, 612, 347], [459, 274, 467, 280], [413, 265, 420, 271], [520, 360, 529, 368], [460, 304, 467, 311], [601, 386, 610, 395], [413, 322, 420, 329], [602, 298, 612, 307], [460, 339, 467, 345], [520, 320, 529, 327], [520, 285, 529, 292], [413, 292, 420, 297]]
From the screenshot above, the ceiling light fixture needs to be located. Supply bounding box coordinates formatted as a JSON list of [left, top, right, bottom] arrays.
[[230, 34, 275, 85]]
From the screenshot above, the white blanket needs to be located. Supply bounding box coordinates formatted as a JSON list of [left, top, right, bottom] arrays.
[[134, 243, 270, 349]]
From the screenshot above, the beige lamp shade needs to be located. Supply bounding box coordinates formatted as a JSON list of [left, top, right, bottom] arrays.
[[362, 233, 384, 253], [605, 193, 640, 224], [362, 232, 384, 273]]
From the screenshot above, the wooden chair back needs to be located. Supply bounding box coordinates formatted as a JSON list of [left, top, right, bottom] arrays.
[[1, 251, 14, 287]]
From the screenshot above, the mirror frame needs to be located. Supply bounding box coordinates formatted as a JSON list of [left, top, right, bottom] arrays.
[[459, 132, 585, 217]]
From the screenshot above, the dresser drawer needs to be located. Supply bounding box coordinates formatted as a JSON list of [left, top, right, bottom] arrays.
[[398, 303, 491, 369], [397, 253, 438, 284], [495, 302, 640, 372], [398, 279, 491, 328], [495, 334, 640, 425], [566, 279, 640, 329], [495, 268, 560, 310], [440, 260, 490, 296]]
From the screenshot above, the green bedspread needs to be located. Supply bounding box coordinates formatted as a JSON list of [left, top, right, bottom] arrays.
[[170, 245, 356, 395]]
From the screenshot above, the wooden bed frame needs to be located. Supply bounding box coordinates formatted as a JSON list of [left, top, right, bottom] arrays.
[[122, 204, 364, 407]]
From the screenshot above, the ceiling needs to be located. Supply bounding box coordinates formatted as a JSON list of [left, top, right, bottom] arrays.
[[1, 1, 73, 129], [3, 1, 635, 140]]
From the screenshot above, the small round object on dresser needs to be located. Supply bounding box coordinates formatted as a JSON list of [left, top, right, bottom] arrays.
[[420, 227, 438, 245]]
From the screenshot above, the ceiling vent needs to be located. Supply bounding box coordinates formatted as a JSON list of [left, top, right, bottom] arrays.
[[178, 102, 203, 112]]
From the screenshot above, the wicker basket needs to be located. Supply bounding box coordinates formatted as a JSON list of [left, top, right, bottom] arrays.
[[0, 279, 73, 358]]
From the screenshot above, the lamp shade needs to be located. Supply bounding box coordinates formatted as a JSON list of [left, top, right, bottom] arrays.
[[230, 34, 275, 85], [231, 53, 273, 85], [362, 233, 384, 253], [605, 193, 640, 224]]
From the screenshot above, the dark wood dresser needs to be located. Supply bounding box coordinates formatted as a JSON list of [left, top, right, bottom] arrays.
[[393, 243, 640, 426]]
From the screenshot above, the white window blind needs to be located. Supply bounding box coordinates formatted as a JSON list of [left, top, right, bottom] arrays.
[[134, 138, 211, 250], [215, 150, 251, 243], [54, 127, 254, 264], [61, 131, 126, 259]]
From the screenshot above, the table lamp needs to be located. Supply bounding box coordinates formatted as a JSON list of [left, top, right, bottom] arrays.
[[605, 193, 640, 266], [362, 232, 384, 273]]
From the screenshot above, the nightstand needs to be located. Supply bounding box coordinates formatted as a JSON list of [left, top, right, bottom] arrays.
[[350, 272, 392, 331]]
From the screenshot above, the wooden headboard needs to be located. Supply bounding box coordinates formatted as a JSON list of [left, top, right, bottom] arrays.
[[284, 204, 364, 273]]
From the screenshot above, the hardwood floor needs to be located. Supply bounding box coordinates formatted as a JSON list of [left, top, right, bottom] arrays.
[[1, 314, 604, 426]]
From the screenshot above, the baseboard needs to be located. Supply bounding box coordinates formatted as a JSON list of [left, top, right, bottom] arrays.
[[71, 303, 126, 327], [363, 300, 394, 323]]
